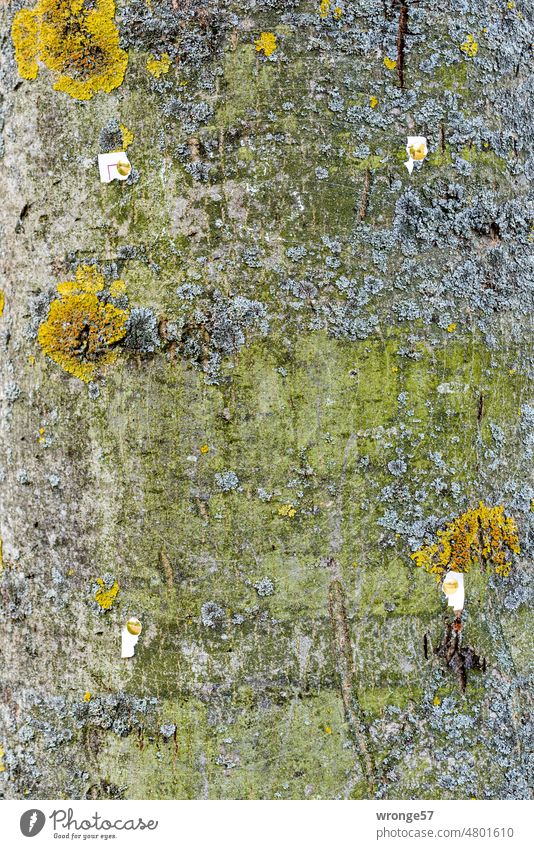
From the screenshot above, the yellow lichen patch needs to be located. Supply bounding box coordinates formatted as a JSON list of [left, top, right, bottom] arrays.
[[83, 691, 91, 702], [0, 290, 4, 317], [94, 577, 119, 610], [38, 266, 128, 382], [119, 124, 134, 150], [146, 53, 171, 78], [11, 0, 128, 100], [278, 503, 296, 518], [56, 265, 105, 297], [383, 56, 397, 70], [0, 743, 5, 772], [411, 502, 520, 581], [447, 323, 457, 333], [11, 9, 39, 79], [254, 32, 277, 57], [200, 444, 210, 454], [369, 95, 378, 108], [460, 34, 478, 57], [319, 0, 342, 19], [109, 278, 127, 297]]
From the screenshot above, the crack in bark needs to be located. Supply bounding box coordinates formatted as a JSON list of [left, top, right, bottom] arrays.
[[440, 121, 446, 153], [477, 391, 484, 424], [159, 549, 174, 590], [357, 168, 371, 222], [396, 3, 408, 89], [328, 565, 375, 791]]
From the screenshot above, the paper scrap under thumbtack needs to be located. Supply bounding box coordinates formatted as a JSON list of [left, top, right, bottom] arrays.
[[98, 152, 131, 184], [442, 571, 465, 611], [121, 617, 142, 658], [404, 136, 427, 175]]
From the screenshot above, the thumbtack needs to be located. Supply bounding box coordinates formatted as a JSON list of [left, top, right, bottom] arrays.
[[121, 617, 142, 658], [405, 135, 427, 175], [98, 152, 131, 184]]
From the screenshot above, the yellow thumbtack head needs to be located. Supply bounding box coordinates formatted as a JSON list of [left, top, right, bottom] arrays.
[[126, 617, 142, 636], [117, 160, 131, 177], [442, 576, 459, 595], [408, 142, 427, 161]]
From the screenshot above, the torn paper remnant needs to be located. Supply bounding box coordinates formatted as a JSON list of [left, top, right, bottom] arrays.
[[442, 571, 465, 611], [98, 152, 131, 184], [404, 136, 427, 175], [121, 617, 142, 658]]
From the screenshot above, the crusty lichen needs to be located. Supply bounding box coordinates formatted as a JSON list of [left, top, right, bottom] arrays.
[[94, 576, 119, 610], [254, 32, 277, 57], [277, 503, 296, 518], [146, 53, 171, 78], [11, 0, 128, 100], [119, 124, 134, 150], [55, 264, 105, 297], [37, 266, 128, 382], [460, 34, 479, 58], [411, 502, 520, 580], [319, 1, 342, 20]]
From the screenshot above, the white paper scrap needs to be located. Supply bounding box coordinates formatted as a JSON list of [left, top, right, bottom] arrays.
[[121, 617, 142, 658], [98, 152, 131, 184]]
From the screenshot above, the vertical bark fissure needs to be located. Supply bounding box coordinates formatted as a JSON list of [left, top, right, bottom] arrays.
[[328, 572, 376, 791], [396, 3, 408, 89], [326, 434, 375, 789]]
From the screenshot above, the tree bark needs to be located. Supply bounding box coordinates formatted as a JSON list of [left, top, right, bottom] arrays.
[[0, 0, 532, 800]]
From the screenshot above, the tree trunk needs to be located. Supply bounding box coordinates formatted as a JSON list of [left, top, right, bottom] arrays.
[[0, 0, 532, 800]]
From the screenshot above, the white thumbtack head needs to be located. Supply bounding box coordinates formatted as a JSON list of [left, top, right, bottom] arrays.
[[442, 571, 465, 612], [121, 617, 142, 658], [98, 152, 131, 184], [405, 135, 428, 174]]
